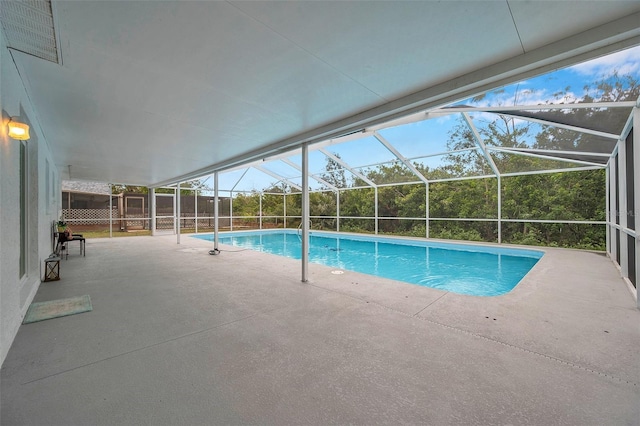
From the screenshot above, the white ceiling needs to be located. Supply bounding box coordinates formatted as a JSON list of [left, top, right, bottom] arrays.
[[4, 1, 640, 187]]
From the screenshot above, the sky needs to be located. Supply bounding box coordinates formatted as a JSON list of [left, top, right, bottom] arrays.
[[202, 45, 640, 194]]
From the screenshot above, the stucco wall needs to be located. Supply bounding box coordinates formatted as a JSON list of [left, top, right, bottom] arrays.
[[1, 30, 59, 366]]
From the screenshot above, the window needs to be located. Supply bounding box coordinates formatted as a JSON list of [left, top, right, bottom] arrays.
[[45, 159, 50, 214], [19, 141, 27, 278]]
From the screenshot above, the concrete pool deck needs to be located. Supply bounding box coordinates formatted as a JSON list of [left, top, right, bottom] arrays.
[[1, 234, 638, 425]]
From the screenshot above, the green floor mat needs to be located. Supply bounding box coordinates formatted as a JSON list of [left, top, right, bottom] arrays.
[[23, 295, 92, 324]]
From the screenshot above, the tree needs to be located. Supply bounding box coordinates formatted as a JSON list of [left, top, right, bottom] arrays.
[[320, 153, 348, 189], [422, 71, 638, 248], [534, 73, 639, 153], [233, 191, 260, 217]]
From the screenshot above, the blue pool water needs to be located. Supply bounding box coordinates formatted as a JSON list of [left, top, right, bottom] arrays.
[[193, 230, 543, 296]]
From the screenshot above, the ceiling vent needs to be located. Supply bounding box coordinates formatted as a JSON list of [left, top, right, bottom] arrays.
[[0, 0, 60, 64]]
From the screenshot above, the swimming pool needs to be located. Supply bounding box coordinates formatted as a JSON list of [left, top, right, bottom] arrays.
[[193, 230, 543, 296]]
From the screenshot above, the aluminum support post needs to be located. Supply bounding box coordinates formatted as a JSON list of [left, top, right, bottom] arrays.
[[497, 176, 502, 244], [176, 183, 181, 244], [259, 192, 263, 230], [619, 134, 628, 279], [301, 144, 310, 282], [425, 183, 429, 238], [214, 172, 220, 253], [150, 188, 156, 236], [336, 190, 340, 232], [374, 187, 379, 234], [610, 156, 619, 263], [230, 193, 233, 231], [109, 184, 113, 238], [194, 189, 198, 233], [634, 107, 640, 306], [605, 166, 609, 253]]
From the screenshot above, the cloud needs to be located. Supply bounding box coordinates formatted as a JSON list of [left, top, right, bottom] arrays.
[[451, 45, 640, 112], [570, 45, 640, 77], [464, 85, 580, 107]]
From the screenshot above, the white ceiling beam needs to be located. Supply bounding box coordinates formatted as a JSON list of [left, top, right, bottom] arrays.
[[229, 168, 250, 192], [435, 101, 636, 113], [318, 148, 377, 188], [487, 146, 606, 168], [493, 112, 621, 140], [498, 147, 610, 158], [500, 166, 602, 177], [373, 132, 429, 184], [253, 165, 302, 191], [280, 158, 338, 192], [461, 113, 501, 177]]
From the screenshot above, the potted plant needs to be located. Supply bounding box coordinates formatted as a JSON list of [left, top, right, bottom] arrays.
[[57, 215, 67, 233]]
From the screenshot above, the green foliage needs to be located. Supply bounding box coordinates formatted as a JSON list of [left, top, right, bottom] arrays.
[[340, 188, 375, 217], [262, 193, 285, 217], [502, 171, 605, 221], [309, 192, 336, 216], [286, 194, 302, 217], [502, 222, 605, 250], [319, 154, 348, 189], [340, 219, 375, 234], [430, 223, 486, 242], [228, 164, 606, 249], [190, 72, 635, 250], [500, 170, 606, 249], [233, 191, 260, 217]]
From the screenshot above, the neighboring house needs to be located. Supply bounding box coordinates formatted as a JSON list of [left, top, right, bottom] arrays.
[[62, 180, 111, 209], [61, 180, 117, 230], [62, 181, 229, 231]]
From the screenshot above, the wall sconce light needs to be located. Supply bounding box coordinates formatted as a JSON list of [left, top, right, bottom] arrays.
[[7, 117, 30, 140]]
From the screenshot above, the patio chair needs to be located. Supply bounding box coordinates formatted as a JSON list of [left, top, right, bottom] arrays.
[[56, 232, 85, 259]]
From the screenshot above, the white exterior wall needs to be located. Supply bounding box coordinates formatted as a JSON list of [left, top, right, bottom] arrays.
[[1, 30, 60, 366]]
